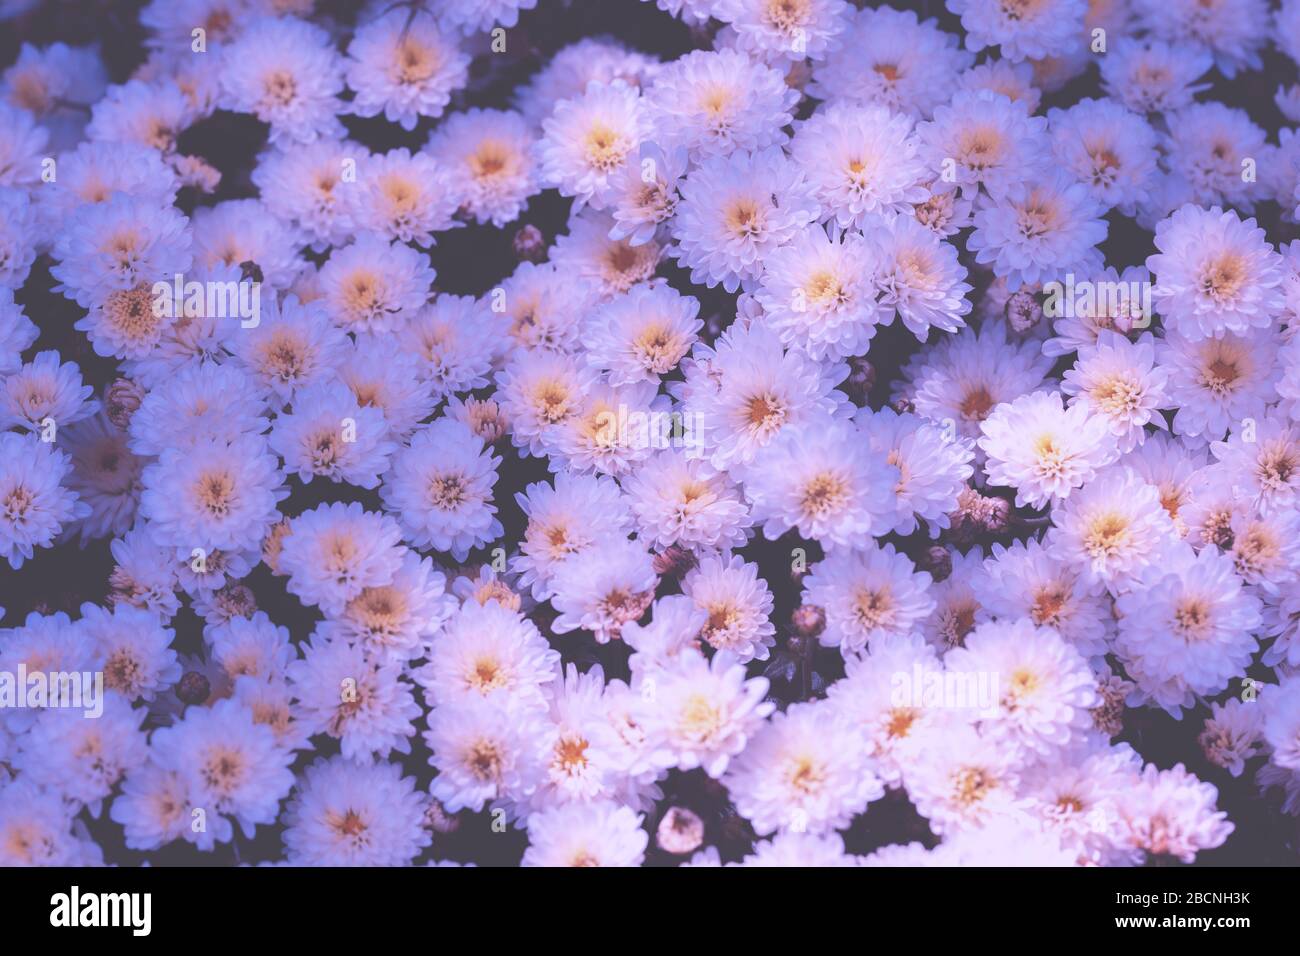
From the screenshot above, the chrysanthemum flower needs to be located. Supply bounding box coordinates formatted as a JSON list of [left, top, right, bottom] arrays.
[[0, 350, 98, 432], [62, 414, 143, 542], [271, 380, 396, 489], [1132, 0, 1268, 78], [252, 139, 370, 249], [148, 697, 294, 849], [948, 0, 1086, 61], [976, 537, 1112, 659], [231, 293, 350, 408], [540, 80, 648, 210], [681, 553, 776, 662], [318, 235, 434, 334], [723, 699, 885, 834], [754, 223, 884, 361], [1157, 328, 1279, 442], [743, 416, 898, 547], [1047, 98, 1159, 215], [645, 48, 798, 162], [551, 207, 663, 297], [917, 90, 1050, 203], [670, 146, 818, 293], [1163, 104, 1266, 212], [1148, 205, 1284, 341], [803, 542, 935, 654], [809, 6, 973, 119], [138, 432, 286, 555], [1116, 762, 1233, 862], [277, 501, 406, 617], [522, 800, 647, 867], [512, 472, 632, 600], [349, 148, 460, 246], [549, 538, 659, 642], [218, 17, 344, 145], [1062, 331, 1170, 453], [0, 432, 88, 569], [437, 0, 540, 34], [1098, 38, 1211, 114], [623, 447, 751, 552], [426, 108, 539, 227], [425, 693, 547, 812], [584, 281, 702, 384], [496, 349, 600, 457], [287, 630, 421, 762], [1047, 465, 1178, 593], [979, 390, 1118, 508], [871, 213, 973, 339], [345, 10, 468, 130], [0, 188, 37, 288], [381, 418, 503, 561], [283, 756, 430, 866]]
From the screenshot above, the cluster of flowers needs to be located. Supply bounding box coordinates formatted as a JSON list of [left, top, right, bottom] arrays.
[[1, 0, 1299, 867]]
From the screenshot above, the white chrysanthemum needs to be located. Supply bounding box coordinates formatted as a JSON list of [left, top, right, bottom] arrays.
[[287, 630, 421, 762], [345, 10, 468, 130], [149, 697, 294, 849], [1158, 328, 1279, 443], [549, 539, 659, 643], [381, 418, 503, 561], [584, 281, 702, 384], [283, 756, 430, 866], [809, 6, 974, 119], [415, 600, 559, 710], [969, 171, 1108, 291], [976, 537, 1112, 659], [16, 694, 147, 810], [789, 101, 928, 229], [645, 48, 798, 162], [551, 207, 663, 298], [437, 0, 539, 34], [270, 379, 396, 489], [1229, 509, 1300, 596], [1047, 98, 1159, 215], [0, 102, 49, 187], [127, 363, 267, 458], [0, 431, 83, 567], [522, 801, 647, 867], [948, 0, 1086, 61], [230, 293, 349, 407], [208, 611, 296, 686], [512, 472, 632, 600], [681, 553, 776, 662], [959, 59, 1041, 112], [0, 187, 37, 288], [1147, 205, 1284, 341], [87, 78, 196, 153], [623, 447, 751, 552], [330, 552, 453, 664], [872, 213, 972, 339], [278, 501, 406, 617], [605, 141, 685, 247], [754, 224, 884, 361], [679, 322, 850, 468], [1047, 465, 1178, 594], [540, 80, 648, 210], [1041, 265, 1153, 358], [1099, 38, 1211, 114], [138, 433, 286, 555], [318, 235, 434, 334], [425, 693, 547, 812], [1, 350, 97, 432], [856, 406, 974, 537], [1200, 698, 1265, 777], [108, 527, 180, 619], [642, 648, 773, 778], [1061, 331, 1169, 453], [947, 618, 1098, 756], [803, 543, 935, 654], [920, 547, 989, 651], [826, 635, 951, 786], [397, 295, 504, 399], [902, 322, 1053, 446], [218, 17, 343, 145], [336, 338, 437, 440], [515, 36, 662, 125], [426, 108, 539, 227], [494, 259, 596, 353], [723, 700, 885, 835], [50, 193, 191, 309], [108, 761, 192, 853], [1116, 762, 1233, 862], [902, 723, 1024, 834], [917, 90, 1050, 203], [189, 198, 304, 290], [78, 601, 179, 703], [740, 831, 856, 867], [743, 417, 898, 547], [349, 148, 460, 246], [1132, 0, 1268, 78], [252, 139, 370, 249], [670, 146, 819, 293], [496, 349, 599, 457], [546, 378, 670, 477], [1210, 419, 1300, 518], [979, 390, 1118, 508]]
